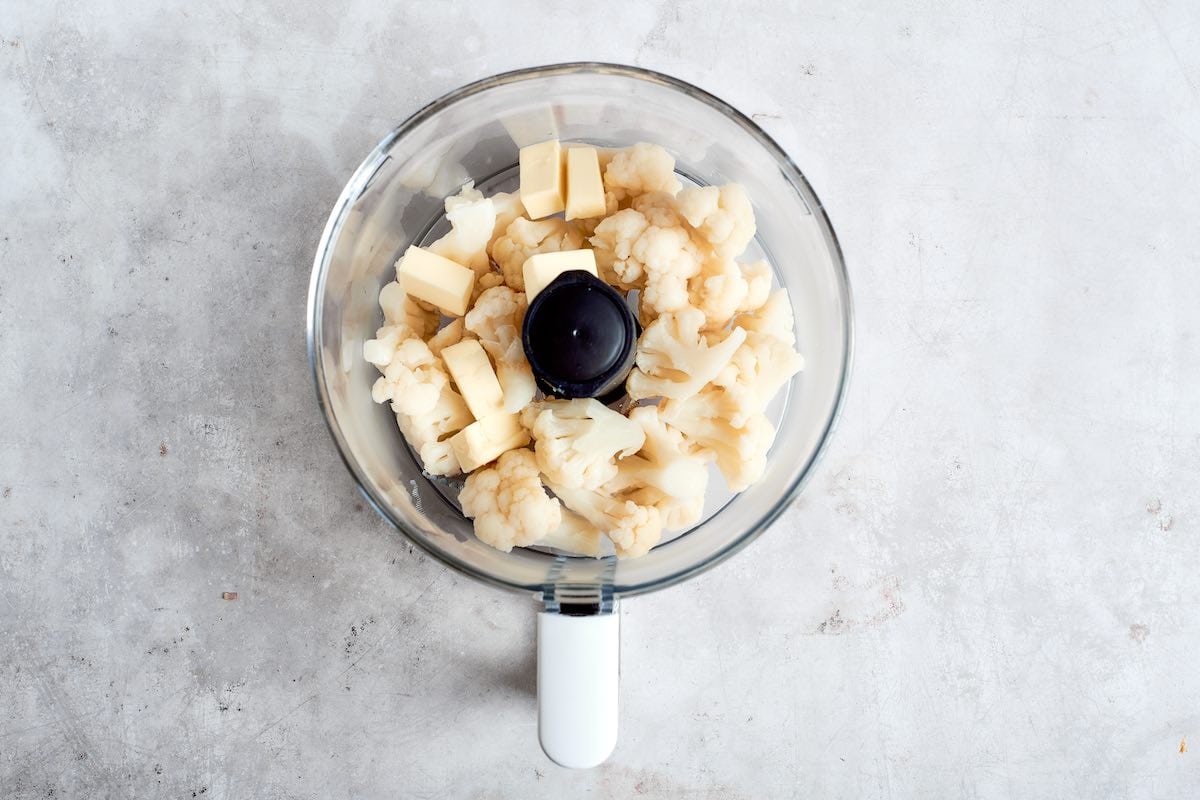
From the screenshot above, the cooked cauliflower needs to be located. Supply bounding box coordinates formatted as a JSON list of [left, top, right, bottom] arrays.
[[364, 311, 470, 475], [362, 324, 411, 368], [547, 481, 664, 559], [520, 398, 646, 490], [491, 217, 585, 291], [661, 392, 775, 492], [427, 182, 495, 273], [379, 280, 438, 338], [464, 285, 537, 413], [396, 383, 472, 476], [627, 306, 747, 402], [604, 406, 710, 531], [710, 289, 804, 426], [589, 208, 701, 316], [470, 270, 507, 304], [487, 191, 526, 257], [459, 449, 562, 551], [733, 287, 795, 344], [739, 260, 773, 313], [676, 183, 756, 259], [539, 509, 604, 557], [367, 336, 448, 415], [631, 192, 686, 228], [426, 318, 472, 357], [603, 143, 682, 198], [688, 257, 773, 330]]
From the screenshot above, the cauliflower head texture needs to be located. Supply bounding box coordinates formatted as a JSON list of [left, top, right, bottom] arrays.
[[627, 306, 747, 403], [547, 481, 664, 559], [605, 405, 711, 531], [427, 182, 496, 273], [688, 257, 772, 330], [676, 183, 756, 260], [520, 398, 646, 490], [661, 391, 775, 492], [396, 383, 473, 477], [459, 449, 563, 552], [603, 143, 682, 198], [589, 208, 701, 316], [491, 217, 585, 291], [464, 285, 536, 413]]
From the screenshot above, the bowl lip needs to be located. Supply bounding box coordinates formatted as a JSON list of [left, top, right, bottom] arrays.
[[307, 61, 855, 599]]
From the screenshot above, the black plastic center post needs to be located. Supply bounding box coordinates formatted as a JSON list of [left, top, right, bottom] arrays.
[[522, 270, 638, 399]]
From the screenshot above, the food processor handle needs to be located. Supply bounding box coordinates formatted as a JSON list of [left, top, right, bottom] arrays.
[[537, 605, 620, 768]]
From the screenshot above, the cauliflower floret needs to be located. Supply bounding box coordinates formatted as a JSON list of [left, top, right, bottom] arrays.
[[520, 398, 646, 490], [604, 406, 710, 531], [706, 289, 803, 426], [603, 142, 682, 198], [546, 481, 664, 559], [427, 182, 496, 273], [575, 191, 622, 237], [739, 259, 772, 313], [588, 208, 646, 289], [464, 286, 537, 413], [491, 217, 585, 291], [362, 324, 412, 368], [396, 383, 472, 476], [427, 318, 473, 357], [364, 318, 470, 475], [589, 209, 701, 316], [711, 337, 802, 428], [379, 280, 438, 338], [688, 257, 774, 330], [459, 449, 562, 552], [470, 270, 507, 304], [660, 392, 776, 492], [487, 191, 526, 257], [733, 287, 795, 345], [631, 191, 687, 228], [627, 306, 747, 403], [368, 337, 448, 415], [676, 183, 756, 259], [538, 509, 605, 557]]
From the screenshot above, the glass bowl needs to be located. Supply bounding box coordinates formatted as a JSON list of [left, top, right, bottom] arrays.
[[307, 62, 852, 766]]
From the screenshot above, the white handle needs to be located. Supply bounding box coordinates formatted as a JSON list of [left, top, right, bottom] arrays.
[[537, 606, 620, 768]]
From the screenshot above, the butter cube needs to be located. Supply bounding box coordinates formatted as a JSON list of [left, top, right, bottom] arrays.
[[519, 139, 565, 219], [565, 147, 606, 220], [450, 413, 530, 473], [522, 249, 599, 300], [441, 339, 505, 421], [396, 246, 475, 317]]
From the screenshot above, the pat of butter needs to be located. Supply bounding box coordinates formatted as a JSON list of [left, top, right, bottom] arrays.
[[522, 249, 599, 300], [395, 246, 475, 317], [565, 147, 606, 220], [450, 413, 530, 473], [441, 339, 505, 421], [519, 139, 565, 219]]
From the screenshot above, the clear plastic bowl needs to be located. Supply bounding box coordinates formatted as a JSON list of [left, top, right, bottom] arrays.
[[307, 63, 852, 599]]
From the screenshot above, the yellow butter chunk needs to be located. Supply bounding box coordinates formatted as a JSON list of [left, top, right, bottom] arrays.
[[395, 246, 476, 317], [565, 147, 606, 220], [519, 139, 565, 219], [450, 413, 530, 473], [441, 339, 506, 421], [522, 249, 599, 300]]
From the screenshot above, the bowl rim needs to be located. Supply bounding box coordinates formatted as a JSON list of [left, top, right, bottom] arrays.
[[307, 61, 855, 598]]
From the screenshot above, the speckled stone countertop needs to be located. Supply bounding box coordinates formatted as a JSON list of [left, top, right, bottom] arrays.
[[2, 2, 1198, 797]]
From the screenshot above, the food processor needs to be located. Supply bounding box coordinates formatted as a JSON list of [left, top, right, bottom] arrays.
[[307, 63, 852, 768]]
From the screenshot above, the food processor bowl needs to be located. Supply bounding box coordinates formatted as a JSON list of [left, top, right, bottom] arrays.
[[308, 63, 852, 767]]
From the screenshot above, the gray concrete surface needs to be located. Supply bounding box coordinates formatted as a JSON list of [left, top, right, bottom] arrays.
[[3, 1, 1199, 797]]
